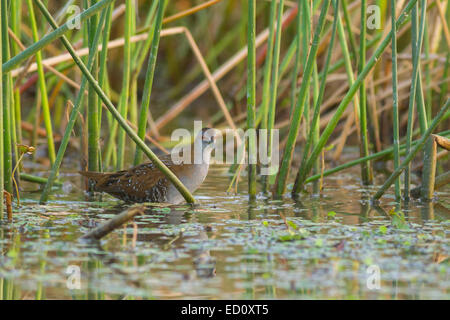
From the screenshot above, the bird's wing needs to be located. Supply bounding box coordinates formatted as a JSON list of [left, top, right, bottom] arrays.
[[86, 154, 190, 199]]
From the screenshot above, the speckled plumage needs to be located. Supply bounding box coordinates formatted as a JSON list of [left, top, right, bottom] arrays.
[[80, 128, 216, 204]]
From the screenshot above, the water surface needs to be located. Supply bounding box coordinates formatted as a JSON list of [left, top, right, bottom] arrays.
[[0, 163, 449, 300]]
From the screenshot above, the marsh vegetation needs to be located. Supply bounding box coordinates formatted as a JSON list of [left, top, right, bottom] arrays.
[[0, 0, 448, 299]]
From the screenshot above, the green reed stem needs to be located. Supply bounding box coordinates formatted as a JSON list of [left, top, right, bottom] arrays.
[[294, 0, 418, 192], [311, 62, 320, 194], [247, 0, 257, 198], [113, 0, 133, 170], [341, 0, 358, 63], [423, 22, 431, 121], [404, 0, 427, 199], [34, 0, 195, 204], [294, 0, 337, 194], [97, 2, 113, 130], [301, 0, 311, 141], [416, 0, 435, 201], [0, 0, 3, 218], [278, 37, 297, 83], [11, 0, 22, 147], [128, 1, 157, 142], [258, 0, 278, 129], [87, 0, 100, 175], [266, 0, 284, 190], [327, 1, 361, 162], [131, 0, 158, 75], [359, 0, 372, 185], [40, 5, 108, 204], [100, 5, 118, 169], [304, 129, 450, 184], [256, 33, 380, 126], [391, 0, 401, 200], [133, 0, 166, 165], [3, 0, 113, 73], [372, 99, 450, 201], [2, 0, 12, 194], [27, 0, 57, 166], [21, 173, 62, 186], [336, 5, 359, 115], [9, 68, 18, 192], [255, 37, 296, 124], [289, 0, 302, 116], [275, 0, 331, 196], [439, 53, 449, 109], [317, 33, 381, 83], [414, 0, 428, 133], [421, 135, 437, 200]]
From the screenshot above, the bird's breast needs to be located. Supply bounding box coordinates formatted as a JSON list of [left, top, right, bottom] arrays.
[[165, 163, 210, 204]]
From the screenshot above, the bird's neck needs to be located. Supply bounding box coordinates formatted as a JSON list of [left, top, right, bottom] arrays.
[[189, 141, 213, 166]]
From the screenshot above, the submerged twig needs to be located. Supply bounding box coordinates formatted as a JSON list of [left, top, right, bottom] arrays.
[[81, 207, 144, 240]]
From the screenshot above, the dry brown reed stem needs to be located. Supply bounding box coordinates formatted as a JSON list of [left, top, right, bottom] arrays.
[[377, 73, 447, 102], [435, 0, 450, 49], [11, 2, 125, 83], [256, 6, 298, 67], [111, 3, 126, 20], [9, 6, 295, 135], [368, 77, 382, 151], [275, 69, 444, 152], [11, 33, 147, 77], [329, 77, 447, 148], [333, 112, 356, 160], [162, 0, 223, 24], [168, 27, 239, 138], [11, 37, 78, 95], [10, 3, 124, 78], [430, 2, 446, 52], [278, 64, 442, 142], [81, 207, 145, 241], [327, 61, 446, 145], [433, 134, 450, 151], [288, 3, 385, 162], [8, 28, 35, 83], [155, 7, 297, 130], [124, 118, 169, 155], [10, 27, 237, 140], [4, 191, 13, 221], [21, 121, 51, 138]]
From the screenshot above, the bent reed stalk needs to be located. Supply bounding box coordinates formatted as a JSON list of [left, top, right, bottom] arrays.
[[34, 0, 195, 204]]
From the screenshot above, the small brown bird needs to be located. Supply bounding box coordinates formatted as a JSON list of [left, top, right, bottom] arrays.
[[80, 128, 217, 204]]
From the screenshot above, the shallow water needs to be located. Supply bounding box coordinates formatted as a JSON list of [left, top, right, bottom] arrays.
[[0, 163, 449, 300]]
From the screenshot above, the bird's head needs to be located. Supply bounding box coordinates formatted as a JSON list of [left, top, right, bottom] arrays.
[[190, 127, 219, 165], [199, 127, 218, 149]]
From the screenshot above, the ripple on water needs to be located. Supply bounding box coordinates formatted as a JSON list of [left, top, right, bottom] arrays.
[[0, 164, 449, 299]]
